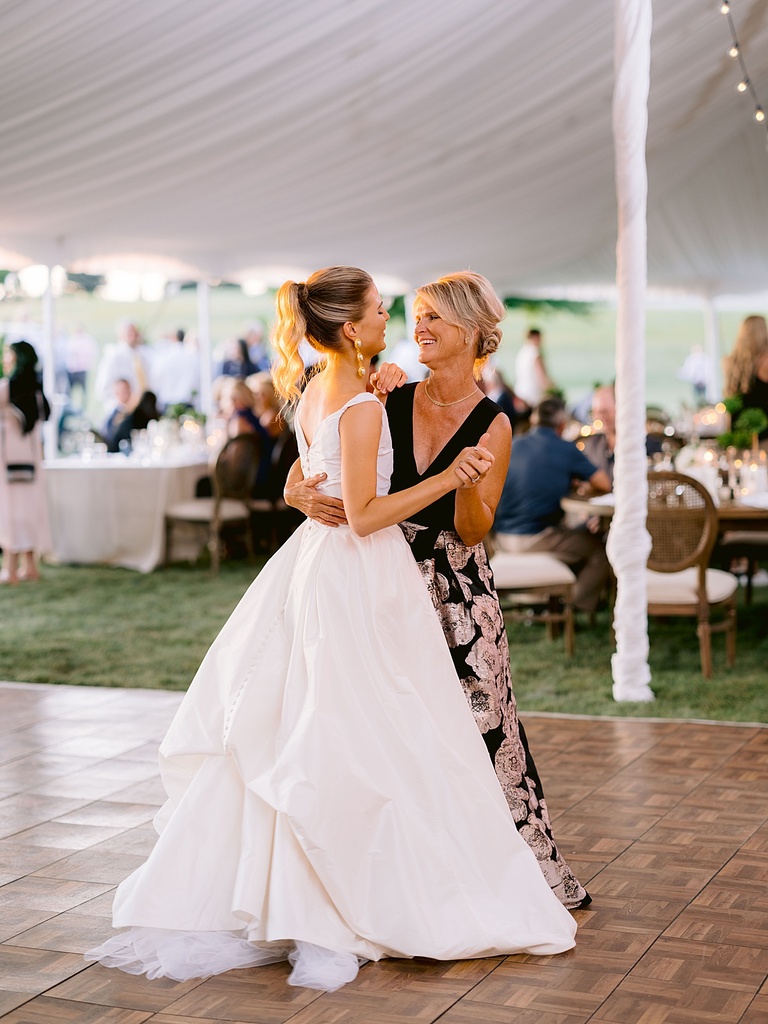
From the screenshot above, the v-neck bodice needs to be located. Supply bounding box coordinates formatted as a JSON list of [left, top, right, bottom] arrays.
[[386, 383, 503, 528]]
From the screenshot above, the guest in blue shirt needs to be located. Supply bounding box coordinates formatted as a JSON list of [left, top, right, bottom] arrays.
[[494, 398, 612, 612]]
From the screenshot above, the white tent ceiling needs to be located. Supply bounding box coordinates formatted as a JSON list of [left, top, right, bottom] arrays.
[[1, 0, 768, 295]]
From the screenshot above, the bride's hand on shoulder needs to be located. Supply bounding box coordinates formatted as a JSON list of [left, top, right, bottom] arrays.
[[370, 362, 407, 398]]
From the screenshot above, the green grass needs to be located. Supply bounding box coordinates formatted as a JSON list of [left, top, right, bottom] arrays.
[[506, 595, 768, 722], [1, 560, 766, 722], [0, 561, 264, 690]]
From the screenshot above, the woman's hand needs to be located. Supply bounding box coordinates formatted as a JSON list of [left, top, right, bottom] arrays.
[[446, 432, 495, 489], [284, 473, 348, 527], [370, 362, 407, 395]]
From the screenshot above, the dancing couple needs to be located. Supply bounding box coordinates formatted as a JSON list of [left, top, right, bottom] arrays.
[[87, 267, 586, 992]]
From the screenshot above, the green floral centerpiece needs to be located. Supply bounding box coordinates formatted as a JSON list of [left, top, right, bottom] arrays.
[[717, 396, 768, 453]]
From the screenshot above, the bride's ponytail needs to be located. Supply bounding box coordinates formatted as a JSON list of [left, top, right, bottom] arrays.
[[272, 281, 310, 404], [272, 267, 373, 404]]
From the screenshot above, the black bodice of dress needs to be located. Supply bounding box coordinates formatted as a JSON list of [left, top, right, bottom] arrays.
[[386, 383, 504, 528], [741, 377, 768, 439]]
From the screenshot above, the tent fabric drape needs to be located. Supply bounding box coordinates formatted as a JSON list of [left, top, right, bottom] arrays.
[[0, 0, 767, 293]]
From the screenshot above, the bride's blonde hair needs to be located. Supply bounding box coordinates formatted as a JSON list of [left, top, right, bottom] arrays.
[[414, 271, 505, 377], [272, 266, 373, 403], [723, 314, 768, 396]]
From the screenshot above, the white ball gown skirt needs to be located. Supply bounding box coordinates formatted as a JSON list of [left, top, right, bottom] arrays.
[[86, 520, 576, 991]]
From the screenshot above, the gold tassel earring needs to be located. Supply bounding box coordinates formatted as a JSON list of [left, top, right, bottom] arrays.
[[355, 338, 365, 377]]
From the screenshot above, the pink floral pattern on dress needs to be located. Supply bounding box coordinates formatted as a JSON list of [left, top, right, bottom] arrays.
[[401, 522, 590, 910]]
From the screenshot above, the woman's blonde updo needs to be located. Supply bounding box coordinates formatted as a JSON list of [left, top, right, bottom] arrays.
[[723, 314, 768, 397], [414, 271, 505, 376], [272, 266, 373, 403]]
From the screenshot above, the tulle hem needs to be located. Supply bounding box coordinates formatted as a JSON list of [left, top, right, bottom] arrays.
[[85, 928, 364, 991]]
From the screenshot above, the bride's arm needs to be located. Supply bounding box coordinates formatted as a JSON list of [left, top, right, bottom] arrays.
[[339, 402, 492, 538], [453, 412, 512, 546]]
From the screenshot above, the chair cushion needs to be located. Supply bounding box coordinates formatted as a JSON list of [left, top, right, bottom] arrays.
[[166, 498, 251, 523], [646, 567, 738, 605], [719, 531, 768, 548], [490, 552, 576, 589]]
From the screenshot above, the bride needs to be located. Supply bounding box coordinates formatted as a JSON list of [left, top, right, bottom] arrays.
[[86, 266, 576, 992]]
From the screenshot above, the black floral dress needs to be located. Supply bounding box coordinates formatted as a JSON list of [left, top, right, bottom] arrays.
[[387, 385, 589, 909]]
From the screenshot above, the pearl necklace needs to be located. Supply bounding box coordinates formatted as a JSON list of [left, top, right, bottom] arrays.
[[423, 379, 479, 407]]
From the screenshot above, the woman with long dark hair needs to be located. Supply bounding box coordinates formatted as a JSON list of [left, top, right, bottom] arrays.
[[0, 341, 51, 583]]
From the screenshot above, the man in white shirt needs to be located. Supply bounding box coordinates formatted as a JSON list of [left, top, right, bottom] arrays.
[[151, 329, 200, 412], [514, 328, 556, 409], [94, 320, 153, 412]]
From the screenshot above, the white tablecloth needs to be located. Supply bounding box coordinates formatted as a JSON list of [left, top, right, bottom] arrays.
[[44, 454, 210, 573]]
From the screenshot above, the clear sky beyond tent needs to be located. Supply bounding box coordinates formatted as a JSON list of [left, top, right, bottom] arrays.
[[1, 0, 768, 296]]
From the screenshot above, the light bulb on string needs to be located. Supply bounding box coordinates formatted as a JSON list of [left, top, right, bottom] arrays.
[[728, 43, 739, 58], [737, 79, 749, 93], [756, 107, 765, 123], [719, 1, 730, 13]]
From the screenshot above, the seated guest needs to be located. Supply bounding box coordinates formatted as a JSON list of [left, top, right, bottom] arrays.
[[583, 384, 662, 481], [108, 390, 161, 453], [481, 361, 531, 431], [223, 380, 276, 497], [101, 378, 133, 449], [218, 337, 259, 380], [493, 398, 612, 613], [245, 371, 286, 441]]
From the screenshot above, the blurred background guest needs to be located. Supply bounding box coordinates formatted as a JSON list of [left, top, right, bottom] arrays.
[[244, 321, 272, 372], [218, 337, 259, 380], [95, 320, 153, 414], [676, 344, 708, 406], [513, 327, 558, 410], [151, 328, 199, 413], [493, 397, 612, 614], [0, 341, 51, 583], [481, 361, 531, 432], [582, 383, 662, 483], [62, 323, 99, 406], [108, 390, 160, 454], [723, 315, 768, 440], [101, 378, 133, 450]]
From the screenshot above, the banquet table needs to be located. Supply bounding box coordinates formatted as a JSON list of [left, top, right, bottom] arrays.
[[44, 453, 211, 572], [561, 492, 768, 538]]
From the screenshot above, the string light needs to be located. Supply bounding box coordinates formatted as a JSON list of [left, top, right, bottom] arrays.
[[720, 2, 768, 143]]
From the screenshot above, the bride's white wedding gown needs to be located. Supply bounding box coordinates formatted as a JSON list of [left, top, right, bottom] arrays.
[[87, 393, 576, 991]]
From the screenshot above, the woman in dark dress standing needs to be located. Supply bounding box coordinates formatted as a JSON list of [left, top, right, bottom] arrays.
[[285, 271, 589, 909]]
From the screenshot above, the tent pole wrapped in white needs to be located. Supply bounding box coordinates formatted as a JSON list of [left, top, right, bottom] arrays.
[[607, 0, 654, 703]]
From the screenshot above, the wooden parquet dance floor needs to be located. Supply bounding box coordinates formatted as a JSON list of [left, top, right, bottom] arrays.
[[1, 682, 767, 1024]]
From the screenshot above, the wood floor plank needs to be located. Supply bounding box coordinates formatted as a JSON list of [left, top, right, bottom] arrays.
[[2, 685, 767, 1024], [46, 962, 204, 1012], [0, 995, 153, 1023]]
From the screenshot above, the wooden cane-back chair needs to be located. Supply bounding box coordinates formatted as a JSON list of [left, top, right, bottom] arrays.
[[165, 434, 261, 573], [646, 471, 737, 678]]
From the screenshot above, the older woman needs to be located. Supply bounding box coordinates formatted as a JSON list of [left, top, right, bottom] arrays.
[[0, 341, 52, 583], [286, 271, 589, 909]]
